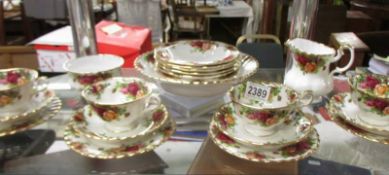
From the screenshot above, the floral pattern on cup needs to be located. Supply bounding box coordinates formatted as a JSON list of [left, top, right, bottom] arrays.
[[294, 54, 326, 74], [238, 106, 288, 127], [112, 81, 146, 101], [279, 138, 313, 157], [91, 105, 130, 122], [216, 106, 236, 129], [0, 70, 30, 87], [357, 93, 389, 115], [0, 90, 21, 107], [72, 72, 113, 86], [354, 74, 389, 98]]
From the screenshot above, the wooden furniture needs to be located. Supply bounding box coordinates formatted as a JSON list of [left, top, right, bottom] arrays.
[[346, 10, 375, 33], [350, 0, 389, 30], [0, 46, 39, 69], [329, 32, 369, 69], [187, 137, 298, 175], [169, 0, 208, 40]]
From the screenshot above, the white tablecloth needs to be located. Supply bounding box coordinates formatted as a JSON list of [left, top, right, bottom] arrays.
[[205, 0, 254, 36]]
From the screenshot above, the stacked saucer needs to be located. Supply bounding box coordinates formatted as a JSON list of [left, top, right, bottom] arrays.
[[64, 77, 175, 159], [154, 40, 241, 80], [0, 68, 62, 137], [209, 82, 320, 162], [328, 72, 389, 144], [135, 40, 259, 97]]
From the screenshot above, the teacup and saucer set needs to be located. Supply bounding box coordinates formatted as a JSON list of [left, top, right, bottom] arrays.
[[64, 77, 175, 159], [0, 68, 62, 137], [209, 81, 320, 162], [328, 72, 389, 144]]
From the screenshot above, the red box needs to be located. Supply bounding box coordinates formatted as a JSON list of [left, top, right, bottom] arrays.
[[96, 20, 153, 68]]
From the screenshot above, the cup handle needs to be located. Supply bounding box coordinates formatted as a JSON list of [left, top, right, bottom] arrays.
[[298, 90, 313, 106], [144, 94, 161, 112], [34, 76, 48, 93], [330, 45, 355, 76]]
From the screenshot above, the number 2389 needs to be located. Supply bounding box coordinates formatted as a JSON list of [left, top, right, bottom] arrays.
[[247, 86, 268, 99]]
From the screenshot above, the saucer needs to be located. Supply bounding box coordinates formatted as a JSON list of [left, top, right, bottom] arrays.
[[330, 114, 389, 145], [0, 96, 62, 137], [0, 89, 55, 122], [328, 93, 389, 136], [213, 103, 312, 147], [210, 120, 320, 163], [72, 104, 169, 141], [64, 117, 176, 159]]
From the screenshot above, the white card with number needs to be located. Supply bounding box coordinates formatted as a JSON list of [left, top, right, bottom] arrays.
[[244, 81, 272, 101]]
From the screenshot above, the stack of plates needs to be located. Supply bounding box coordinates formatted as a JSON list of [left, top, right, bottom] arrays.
[[135, 40, 259, 97], [154, 40, 241, 80], [209, 103, 320, 163]]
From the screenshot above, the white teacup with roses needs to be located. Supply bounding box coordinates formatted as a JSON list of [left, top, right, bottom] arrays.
[[81, 77, 161, 132], [0, 68, 46, 112]]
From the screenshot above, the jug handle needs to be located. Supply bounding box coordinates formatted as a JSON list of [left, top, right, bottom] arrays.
[[330, 45, 354, 76]]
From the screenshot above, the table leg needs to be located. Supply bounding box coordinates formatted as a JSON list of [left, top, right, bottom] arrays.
[[0, 1, 5, 45]]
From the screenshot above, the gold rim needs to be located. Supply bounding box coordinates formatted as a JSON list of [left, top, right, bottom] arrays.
[[63, 54, 124, 75], [154, 40, 239, 66], [0, 97, 62, 137], [156, 62, 239, 76], [72, 104, 170, 141], [330, 113, 389, 145], [64, 118, 176, 159], [212, 105, 313, 147], [285, 38, 335, 58], [157, 58, 240, 71], [157, 66, 237, 80], [209, 120, 320, 163], [135, 51, 259, 85], [0, 90, 55, 122]]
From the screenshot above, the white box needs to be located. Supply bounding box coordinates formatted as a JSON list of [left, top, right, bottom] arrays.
[[30, 26, 75, 72]]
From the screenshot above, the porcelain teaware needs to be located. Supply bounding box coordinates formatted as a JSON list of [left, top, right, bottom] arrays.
[[63, 54, 124, 89], [284, 38, 355, 99], [81, 77, 161, 132], [0, 68, 46, 110]]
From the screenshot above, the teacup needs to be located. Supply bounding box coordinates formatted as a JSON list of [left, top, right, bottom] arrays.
[[229, 81, 313, 136], [63, 54, 124, 89], [0, 68, 46, 110], [348, 73, 389, 123], [81, 77, 161, 132]]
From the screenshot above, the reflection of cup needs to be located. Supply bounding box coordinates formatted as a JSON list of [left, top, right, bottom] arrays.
[[348, 73, 389, 123], [0, 68, 46, 110], [63, 54, 124, 90], [229, 82, 312, 136], [81, 77, 161, 132]]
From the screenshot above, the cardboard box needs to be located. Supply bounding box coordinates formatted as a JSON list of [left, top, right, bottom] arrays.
[[30, 21, 152, 72]]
